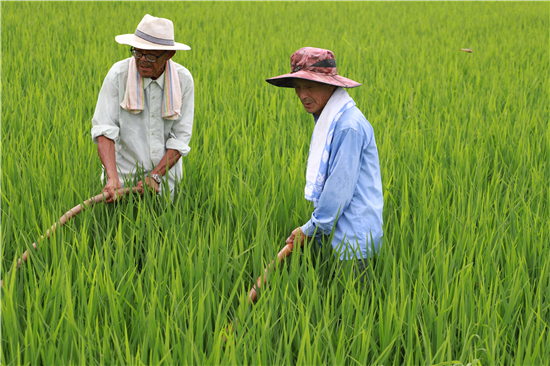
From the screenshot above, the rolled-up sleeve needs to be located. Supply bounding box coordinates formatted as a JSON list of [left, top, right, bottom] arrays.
[[302, 128, 363, 238], [166, 71, 194, 156], [91, 68, 120, 144]]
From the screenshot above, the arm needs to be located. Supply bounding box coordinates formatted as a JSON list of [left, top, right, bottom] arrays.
[[299, 128, 364, 242], [91, 65, 122, 202], [97, 136, 121, 202], [166, 69, 194, 156], [137, 149, 182, 192]]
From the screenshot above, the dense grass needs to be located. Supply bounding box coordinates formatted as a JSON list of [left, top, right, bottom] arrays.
[[2, 2, 549, 365]]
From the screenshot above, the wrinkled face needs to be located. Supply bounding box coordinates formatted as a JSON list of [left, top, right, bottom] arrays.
[[293, 79, 336, 115], [134, 48, 174, 79]]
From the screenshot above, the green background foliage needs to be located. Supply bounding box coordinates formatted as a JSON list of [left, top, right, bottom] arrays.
[[2, 2, 549, 365]]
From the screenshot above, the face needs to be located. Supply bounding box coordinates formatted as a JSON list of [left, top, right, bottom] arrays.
[[134, 48, 175, 79], [293, 79, 336, 115]]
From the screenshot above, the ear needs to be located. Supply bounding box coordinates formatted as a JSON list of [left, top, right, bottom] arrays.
[[166, 51, 176, 61]]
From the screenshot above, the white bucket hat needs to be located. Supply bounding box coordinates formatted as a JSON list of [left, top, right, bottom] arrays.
[[115, 14, 190, 51]]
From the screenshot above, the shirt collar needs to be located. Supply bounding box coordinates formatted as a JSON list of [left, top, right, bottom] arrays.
[[143, 72, 165, 89]]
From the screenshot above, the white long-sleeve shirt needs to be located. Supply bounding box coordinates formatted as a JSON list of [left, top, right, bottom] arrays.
[[91, 58, 194, 195]]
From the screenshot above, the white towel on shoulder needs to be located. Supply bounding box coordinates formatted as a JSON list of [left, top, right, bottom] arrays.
[[304, 87, 356, 203], [120, 57, 182, 120]]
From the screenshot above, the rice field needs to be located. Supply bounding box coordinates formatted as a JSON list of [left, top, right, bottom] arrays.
[[1, 2, 549, 365]]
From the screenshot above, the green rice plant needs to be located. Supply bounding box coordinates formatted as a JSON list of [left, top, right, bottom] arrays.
[[2, 1, 549, 365]]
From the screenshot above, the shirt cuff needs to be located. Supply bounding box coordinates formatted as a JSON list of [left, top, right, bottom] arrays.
[[91, 125, 119, 144], [301, 220, 317, 238], [166, 137, 191, 156]]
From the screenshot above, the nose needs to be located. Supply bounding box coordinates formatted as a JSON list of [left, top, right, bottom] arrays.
[[295, 87, 307, 100]]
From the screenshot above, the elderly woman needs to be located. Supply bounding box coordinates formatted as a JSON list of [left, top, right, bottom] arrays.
[[267, 47, 383, 281]]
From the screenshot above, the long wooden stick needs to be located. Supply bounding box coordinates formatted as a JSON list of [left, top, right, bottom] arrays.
[[223, 241, 302, 343], [247, 241, 300, 303], [1, 187, 142, 288]]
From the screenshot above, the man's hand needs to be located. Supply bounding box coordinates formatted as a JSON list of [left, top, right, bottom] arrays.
[[286, 227, 310, 247], [103, 177, 122, 203], [137, 176, 160, 194]]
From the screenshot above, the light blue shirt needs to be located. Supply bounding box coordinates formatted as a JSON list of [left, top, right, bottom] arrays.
[[301, 106, 383, 260]]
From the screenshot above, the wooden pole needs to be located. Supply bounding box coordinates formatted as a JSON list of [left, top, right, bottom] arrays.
[[1, 187, 142, 288], [247, 242, 298, 303]]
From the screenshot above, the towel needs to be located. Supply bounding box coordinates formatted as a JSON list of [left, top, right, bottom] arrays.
[[120, 57, 182, 120], [304, 87, 356, 203]]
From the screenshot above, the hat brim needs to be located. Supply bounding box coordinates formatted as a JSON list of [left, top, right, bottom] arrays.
[[115, 34, 191, 51], [266, 70, 361, 88]]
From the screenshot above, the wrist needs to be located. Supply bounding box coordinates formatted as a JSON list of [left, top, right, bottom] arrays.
[[301, 221, 314, 237], [149, 173, 162, 185], [107, 175, 119, 184]]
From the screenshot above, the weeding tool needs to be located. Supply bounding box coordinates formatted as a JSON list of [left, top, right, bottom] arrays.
[[1, 187, 143, 288], [247, 240, 303, 303], [223, 239, 304, 344]]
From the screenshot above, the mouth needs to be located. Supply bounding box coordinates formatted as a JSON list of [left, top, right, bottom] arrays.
[[138, 63, 153, 72]]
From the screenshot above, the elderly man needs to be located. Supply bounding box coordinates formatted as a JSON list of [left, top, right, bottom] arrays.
[[91, 14, 194, 202], [267, 47, 383, 279]]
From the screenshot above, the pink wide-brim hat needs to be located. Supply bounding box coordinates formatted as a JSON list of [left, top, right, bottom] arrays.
[[266, 47, 361, 88], [115, 14, 190, 51]]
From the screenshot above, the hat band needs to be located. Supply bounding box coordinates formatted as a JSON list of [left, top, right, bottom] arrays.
[[292, 58, 337, 73], [311, 59, 336, 68], [135, 29, 175, 46]]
